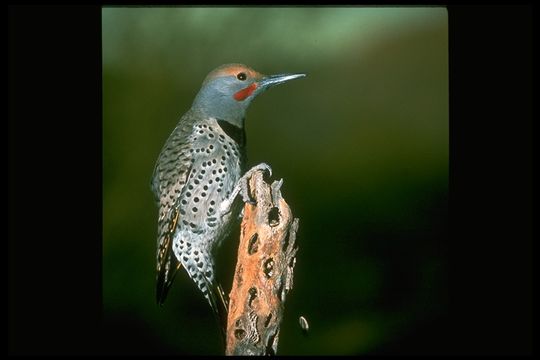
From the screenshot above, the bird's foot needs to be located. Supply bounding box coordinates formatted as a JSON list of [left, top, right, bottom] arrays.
[[238, 163, 272, 204], [220, 163, 272, 215]]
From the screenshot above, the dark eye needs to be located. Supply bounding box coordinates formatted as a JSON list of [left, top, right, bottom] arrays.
[[237, 72, 247, 81]]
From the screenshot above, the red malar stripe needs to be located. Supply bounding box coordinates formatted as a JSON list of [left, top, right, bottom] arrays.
[[233, 83, 258, 101]]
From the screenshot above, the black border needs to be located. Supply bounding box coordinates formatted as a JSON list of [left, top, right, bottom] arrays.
[[8, 5, 102, 355], [8, 4, 533, 355]]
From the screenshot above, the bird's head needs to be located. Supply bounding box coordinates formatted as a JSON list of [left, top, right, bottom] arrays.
[[192, 63, 305, 128]]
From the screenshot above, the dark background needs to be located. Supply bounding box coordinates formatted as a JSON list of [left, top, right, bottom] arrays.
[[8, 5, 532, 356], [102, 7, 447, 355]]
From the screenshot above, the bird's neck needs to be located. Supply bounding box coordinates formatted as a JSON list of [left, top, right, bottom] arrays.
[[214, 113, 245, 130], [216, 118, 246, 147], [192, 93, 246, 129], [188, 106, 246, 147]]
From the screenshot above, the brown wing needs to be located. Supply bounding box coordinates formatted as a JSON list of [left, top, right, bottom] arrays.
[[154, 163, 193, 305], [152, 114, 195, 304], [156, 206, 182, 305]]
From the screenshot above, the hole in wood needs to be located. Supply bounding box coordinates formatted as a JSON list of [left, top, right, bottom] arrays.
[[234, 328, 246, 340], [247, 233, 259, 255], [265, 330, 277, 356], [289, 256, 296, 268], [268, 207, 280, 227], [264, 313, 273, 328], [248, 287, 258, 308], [263, 258, 274, 278]]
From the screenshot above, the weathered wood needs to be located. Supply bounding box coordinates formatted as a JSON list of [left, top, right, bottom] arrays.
[[225, 170, 299, 355]]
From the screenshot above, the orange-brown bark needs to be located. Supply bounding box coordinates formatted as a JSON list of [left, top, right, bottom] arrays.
[[225, 170, 299, 356]]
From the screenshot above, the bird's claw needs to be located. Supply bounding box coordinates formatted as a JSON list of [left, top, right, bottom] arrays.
[[245, 163, 272, 179], [257, 163, 272, 179], [219, 163, 273, 215], [238, 162, 272, 205]]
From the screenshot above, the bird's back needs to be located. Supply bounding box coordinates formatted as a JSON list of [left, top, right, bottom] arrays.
[[152, 108, 245, 322]]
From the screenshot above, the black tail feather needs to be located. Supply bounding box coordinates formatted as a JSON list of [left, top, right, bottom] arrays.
[[202, 277, 229, 343], [156, 253, 182, 305]]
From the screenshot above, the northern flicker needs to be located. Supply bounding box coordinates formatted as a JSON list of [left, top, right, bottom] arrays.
[[151, 63, 305, 332]]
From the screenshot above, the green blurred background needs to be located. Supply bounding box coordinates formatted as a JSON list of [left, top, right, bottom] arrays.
[[103, 7, 448, 355]]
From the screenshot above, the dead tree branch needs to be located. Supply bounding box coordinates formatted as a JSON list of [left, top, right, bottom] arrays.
[[225, 170, 299, 355]]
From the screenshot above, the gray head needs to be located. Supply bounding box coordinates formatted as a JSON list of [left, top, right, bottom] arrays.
[[191, 63, 305, 128]]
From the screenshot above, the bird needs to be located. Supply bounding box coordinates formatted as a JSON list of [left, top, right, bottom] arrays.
[[150, 63, 305, 334]]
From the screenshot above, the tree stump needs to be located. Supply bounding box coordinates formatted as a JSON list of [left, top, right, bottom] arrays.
[[225, 170, 299, 355]]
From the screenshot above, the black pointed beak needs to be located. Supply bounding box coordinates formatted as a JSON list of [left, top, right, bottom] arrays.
[[258, 73, 306, 90]]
